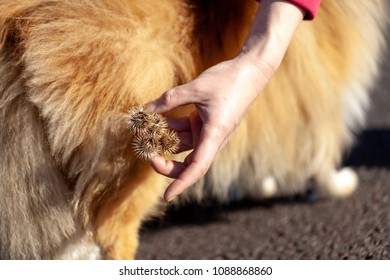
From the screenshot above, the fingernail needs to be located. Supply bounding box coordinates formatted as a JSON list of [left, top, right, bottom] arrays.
[[164, 191, 176, 202], [167, 195, 176, 203], [164, 185, 177, 202]]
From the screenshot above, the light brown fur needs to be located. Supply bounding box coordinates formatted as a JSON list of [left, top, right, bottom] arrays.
[[0, 0, 388, 259]]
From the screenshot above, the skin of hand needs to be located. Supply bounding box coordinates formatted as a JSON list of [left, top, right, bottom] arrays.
[[146, 0, 305, 202]]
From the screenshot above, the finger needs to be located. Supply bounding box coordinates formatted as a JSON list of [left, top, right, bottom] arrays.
[[188, 112, 203, 147], [177, 132, 194, 153], [163, 126, 221, 202], [148, 156, 187, 179], [145, 85, 199, 114], [165, 117, 190, 132]]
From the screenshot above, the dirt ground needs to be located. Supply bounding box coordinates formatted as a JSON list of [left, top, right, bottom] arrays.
[[136, 29, 390, 260]]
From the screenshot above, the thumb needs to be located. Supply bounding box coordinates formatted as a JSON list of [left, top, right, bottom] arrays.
[[145, 85, 198, 114]]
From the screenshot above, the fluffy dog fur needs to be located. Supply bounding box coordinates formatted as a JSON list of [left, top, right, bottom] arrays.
[[0, 0, 388, 259]]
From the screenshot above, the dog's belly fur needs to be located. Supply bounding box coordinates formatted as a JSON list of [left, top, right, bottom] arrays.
[[0, 0, 388, 259]]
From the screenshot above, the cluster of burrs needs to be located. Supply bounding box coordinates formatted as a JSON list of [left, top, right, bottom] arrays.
[[127, 106, 180, 160]]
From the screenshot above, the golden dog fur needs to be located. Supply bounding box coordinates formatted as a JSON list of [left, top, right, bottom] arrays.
[[0, 0, 388, 259]]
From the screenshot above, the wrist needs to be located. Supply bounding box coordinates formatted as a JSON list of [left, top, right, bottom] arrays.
[[237, 30, 281, 78], [232, 50, 277, 96]]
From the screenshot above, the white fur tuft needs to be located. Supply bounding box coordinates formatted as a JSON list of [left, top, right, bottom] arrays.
[[55, 230, 102, 260], [260, 176, 278, 198], [328, 168, 358, 197]]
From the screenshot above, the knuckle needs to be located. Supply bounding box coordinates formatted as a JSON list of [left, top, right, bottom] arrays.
[[212, 122, 230, 141], [162, 89, 176, 107], [194, 160, 209, 177]]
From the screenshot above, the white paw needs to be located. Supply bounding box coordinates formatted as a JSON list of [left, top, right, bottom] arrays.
[[328, 167, 358, 197], [260, 176, 278, 198]]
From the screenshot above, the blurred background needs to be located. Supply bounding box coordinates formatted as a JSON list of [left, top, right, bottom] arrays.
[[137, 28, 390, 260]]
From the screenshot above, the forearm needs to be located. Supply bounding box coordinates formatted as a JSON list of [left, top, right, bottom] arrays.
[[236, 0, 305, 93]]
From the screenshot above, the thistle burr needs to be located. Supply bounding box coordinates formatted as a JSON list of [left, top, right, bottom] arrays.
[[127, 106, 180, 160], [159, 129, 180, 155]]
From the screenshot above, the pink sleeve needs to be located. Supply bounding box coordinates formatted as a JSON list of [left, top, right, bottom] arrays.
[[255, 0, 321, 20], [287, 0, 321, 20]]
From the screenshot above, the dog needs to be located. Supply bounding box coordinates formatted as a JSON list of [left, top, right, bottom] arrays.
[[0, 0, 388, 259]]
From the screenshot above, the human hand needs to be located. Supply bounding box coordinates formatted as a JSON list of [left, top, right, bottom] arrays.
[[146, 57, 270, 202]]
